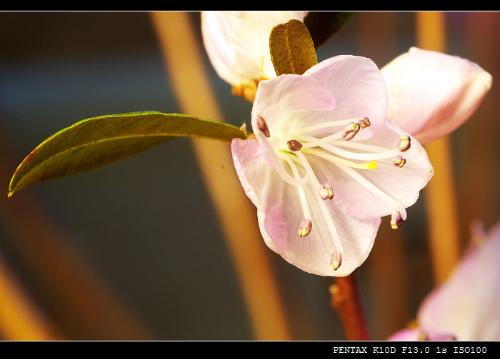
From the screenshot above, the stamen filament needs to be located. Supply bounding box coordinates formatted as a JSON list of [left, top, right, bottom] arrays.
[[321, 159, 407, 217], [259, 134, 309, 186], [294, 152, 345, 262], [299, 135, 400, 161], [281, 156, 312, 222], [306, 148, 378, 170], [298, 130, 346, 148], [293, 117, 366, 134]]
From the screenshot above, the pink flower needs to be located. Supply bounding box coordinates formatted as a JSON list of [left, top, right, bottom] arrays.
[[201, 11, 307, 89], [382, 47, 492, 144], [390, 222, 500, 340], [231, 55, 433, 276]]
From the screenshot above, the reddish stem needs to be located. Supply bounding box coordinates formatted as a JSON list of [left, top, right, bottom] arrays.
[[330, 274, 369, 340]]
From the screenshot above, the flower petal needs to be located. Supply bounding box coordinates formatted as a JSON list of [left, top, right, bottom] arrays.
[[304, 55, 388, 138], [416, 222, 500, 340], [231, 138, 381, 276], [201, 11, 307, 87], [312, 120, 433, 220], [252, 74, 336, 138], [382, 47, 492, 144], [389, 328, 457, 341], [389, 328, 421, 341]]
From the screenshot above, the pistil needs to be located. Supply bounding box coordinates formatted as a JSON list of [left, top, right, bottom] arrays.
[[287, 139, 303, 152]]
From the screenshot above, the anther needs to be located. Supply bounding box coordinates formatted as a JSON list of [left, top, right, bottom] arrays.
[[342, 122, 361, 141], [399, 135, 411, 152], [358, 117, 371, 129], [319, 183, 334, 200], [330, 251, 342, 271], [390, 212, 405, 230], [256, 116, 270, 137], [393, 156, 407, 168], [297, 219, 312, 237], [287, 139, 303, 152]]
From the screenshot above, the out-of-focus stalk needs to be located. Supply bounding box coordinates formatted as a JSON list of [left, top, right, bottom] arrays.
[[416, 12, 461, 284], [330, 275, 369, 340], [151, 12, 291, 340], [358, 12, 409, 338], [0, 257, 57, 340]]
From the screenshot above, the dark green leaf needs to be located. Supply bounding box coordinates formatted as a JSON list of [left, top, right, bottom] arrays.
[[8, 111, 246, 196], [269, 19, 318, 76], [304, 12, 352, 48]]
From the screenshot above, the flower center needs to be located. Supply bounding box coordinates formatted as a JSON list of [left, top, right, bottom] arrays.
[[255, 115, 412, 272]]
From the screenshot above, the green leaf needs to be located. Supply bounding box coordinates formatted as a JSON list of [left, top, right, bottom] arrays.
[[8, 111, 246, 197], [269, 19, 318, 76], [304, 12, 352, 49]]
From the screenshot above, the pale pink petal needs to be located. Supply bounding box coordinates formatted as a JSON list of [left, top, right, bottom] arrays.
[[389, 328, 421, 341], [304, 55, 388, 138], [252, 75, 336, 136], [202, 11, 308, 87], [389, 328, 456, 341], [310, 120, 433, 220], [231, 138, 381, 276], [417, 222, 500, 340], [382, 47, 492, 144]]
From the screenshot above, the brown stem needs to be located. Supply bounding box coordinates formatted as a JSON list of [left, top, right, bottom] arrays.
[[330, 274, 369, 340]]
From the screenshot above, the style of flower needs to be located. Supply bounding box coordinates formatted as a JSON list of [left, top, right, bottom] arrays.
[[201, 11, 307, 99], [231, 55, 434, 276], [390, 222, 500, 341], [381, 47, 492, 144]]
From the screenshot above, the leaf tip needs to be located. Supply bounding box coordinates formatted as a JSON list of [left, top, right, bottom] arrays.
[[7, 190, 14, 198]]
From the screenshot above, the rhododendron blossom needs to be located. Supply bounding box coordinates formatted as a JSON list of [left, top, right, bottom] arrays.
[[231, 55, 433, 276], [390, 222, 500, 341], [382, 47, 492, 144], [202, 11, 492, 141]]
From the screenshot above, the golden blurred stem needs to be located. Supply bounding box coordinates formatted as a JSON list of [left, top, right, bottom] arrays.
[[358, 12, 409, 338], [0, 257, 56, 339], [151, 12, 291, 339], [330, 275, 369, 340], [416, 12, 461, 284]]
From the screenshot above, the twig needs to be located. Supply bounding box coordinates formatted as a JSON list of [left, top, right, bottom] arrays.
[[330, 274, 369, 340]]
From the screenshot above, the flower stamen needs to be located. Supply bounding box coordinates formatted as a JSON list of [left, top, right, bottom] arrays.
[[281, 156, 314, 238], [358, 117, 371, 129], [342, 122, 361, 141], [399, 135, 411, 152], [298, 219, 312, 237], [306, 148, 378, 170], [330, 251, 342, 271], [294, 153, 345, 260], [393, 156, 407, 168], [390, 212, 405, 230], [256, 115, 270, 137], [293, 117, 369, 134], [319, 182, 334, 200], [331, 162, 408, 220]]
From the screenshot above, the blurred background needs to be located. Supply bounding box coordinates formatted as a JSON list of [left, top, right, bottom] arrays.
[[0, 12, 498, 340]]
